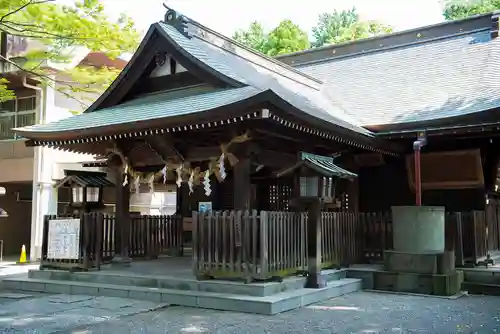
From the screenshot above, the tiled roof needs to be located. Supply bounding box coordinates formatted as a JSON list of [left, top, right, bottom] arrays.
[[160, 22, 371, 135], [17, 86, 262, 133], [298, 28, 500, 127], [300, 152, 357, 179], [55, 170, 113, 188], [277, 151, 357, 179]]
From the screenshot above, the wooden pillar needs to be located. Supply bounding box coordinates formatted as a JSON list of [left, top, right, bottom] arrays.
[[112, 170, 131, 265], [347, 178, 359, 213], [233, 158, 251, 210], [305, 198, 326, 288]]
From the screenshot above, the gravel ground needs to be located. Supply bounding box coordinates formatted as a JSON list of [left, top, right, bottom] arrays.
[[50, 292, 500, 333], [0, 291, 499, 333]]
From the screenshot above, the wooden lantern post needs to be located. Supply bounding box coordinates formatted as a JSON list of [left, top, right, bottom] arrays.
[[277, 152, 356, 289]]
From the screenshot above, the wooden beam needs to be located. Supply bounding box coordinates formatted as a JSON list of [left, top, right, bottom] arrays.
[[185, 146, 296, 168], [145, 136, 185, 163]]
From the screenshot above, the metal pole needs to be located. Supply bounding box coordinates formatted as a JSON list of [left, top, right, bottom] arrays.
[[413, 133, 427, 206]]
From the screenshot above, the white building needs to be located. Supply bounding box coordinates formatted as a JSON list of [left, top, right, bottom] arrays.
[[0, 35, 128, 259]]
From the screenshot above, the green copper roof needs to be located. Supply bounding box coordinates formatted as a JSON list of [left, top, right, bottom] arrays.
[[277, 152, 357, 179], [300, 152, 357, 179], [15, 86, 262, 134]]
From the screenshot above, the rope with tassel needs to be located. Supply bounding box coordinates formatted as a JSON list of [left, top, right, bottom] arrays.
[[105, 131, 251, 193]]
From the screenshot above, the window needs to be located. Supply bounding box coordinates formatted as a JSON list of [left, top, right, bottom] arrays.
[[72, 187, 84, 203], [129, 188, 177, 215], [86, 187, 99, 202], [0, 96, 37, 140]]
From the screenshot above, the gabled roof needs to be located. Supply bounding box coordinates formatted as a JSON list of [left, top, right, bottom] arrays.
[[15, 7, 386, 150], [278, 13, 500, 129], [276, 152, 357, 179], [19, 86, 265, 135], [54, 170, 113, 189]]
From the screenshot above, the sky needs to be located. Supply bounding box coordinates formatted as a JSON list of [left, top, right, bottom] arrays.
[[99, 0, 446, 37]]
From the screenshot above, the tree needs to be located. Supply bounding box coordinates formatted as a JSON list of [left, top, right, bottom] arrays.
[[312, 7, 393, 47], [264, 20, 310, 56], [232, 21, 267, 53], [442, 0, 500, 20], [233, 19, 310, 56], [0, 0, 140, 106]]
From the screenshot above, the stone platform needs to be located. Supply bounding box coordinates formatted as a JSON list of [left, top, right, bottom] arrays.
[[347, 264, 463, 296], [0, 257, 362, 315], [461, 266, 500, 295]]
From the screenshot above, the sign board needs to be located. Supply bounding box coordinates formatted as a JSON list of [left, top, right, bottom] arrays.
[[198, 201, 212, 213], [47, 219, 80, 260]]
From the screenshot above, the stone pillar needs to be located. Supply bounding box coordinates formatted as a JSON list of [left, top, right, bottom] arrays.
[[382, 206, 460, 296], [392, 206, 445, 253], [30, 83, 58, 261], [305, 199, 326, 289], [112, 170, 131, 265]]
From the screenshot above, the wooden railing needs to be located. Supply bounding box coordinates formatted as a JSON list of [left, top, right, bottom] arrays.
[[447, 211, 489, 266], [193, 210, 308, 281], [40, 213, 183, 270], [193, 210, 370, 281], [321, 212, 361, 267], [41, 208, 500, 274], [129, 215, 183, 258], [193, 208, 500, 281]]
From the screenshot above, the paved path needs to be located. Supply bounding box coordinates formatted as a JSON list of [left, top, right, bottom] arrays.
[[0, 291, 499, 333]]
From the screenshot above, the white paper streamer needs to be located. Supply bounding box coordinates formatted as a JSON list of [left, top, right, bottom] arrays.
[[203, 170, 211, 196], [122, 163, 129, 186], [161, 164, 167, 184], [148, 174, 155, 193], [188, 170, 194, 194], [176, 164, 183, 188], [133, 175, 141, 194], [219, 153, 226, 180]]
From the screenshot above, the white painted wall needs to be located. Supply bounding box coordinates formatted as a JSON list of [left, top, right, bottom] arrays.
[[29, 77, 101, 260]]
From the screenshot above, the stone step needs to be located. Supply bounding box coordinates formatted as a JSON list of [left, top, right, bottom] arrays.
[[462, 282, 500, 296], [28, 268, 347, 297], [462, 267, 500, 285], [1, 276, 361, 315]]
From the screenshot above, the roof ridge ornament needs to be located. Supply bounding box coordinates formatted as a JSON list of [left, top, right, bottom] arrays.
[[163, 4, 190, 38]]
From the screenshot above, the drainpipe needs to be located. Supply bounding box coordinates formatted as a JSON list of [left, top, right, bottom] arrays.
[[23, 75, 45, 261], [413, 132, 427, 206]]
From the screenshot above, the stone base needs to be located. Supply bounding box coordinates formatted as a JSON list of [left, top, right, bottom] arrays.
[[347, 268, 463, 296], [110, 255, 132, 267], [2, 268, 361, 315], [384, 250, 455, 275], [305, 273, 327, 289]]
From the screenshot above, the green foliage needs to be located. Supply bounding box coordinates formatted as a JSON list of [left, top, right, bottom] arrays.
[[265, 20, 310, 56], [311, 7, 393, 47], [232, 21, 267, 53], [0, 78, 14, 102], [233, 19, 309, 56], [442, 0, 500, 20], [0, 0, 140, 107], [234, 7, 392, 55]]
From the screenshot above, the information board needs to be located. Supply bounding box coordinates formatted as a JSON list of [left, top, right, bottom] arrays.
[[47, 219, 81, 260]]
